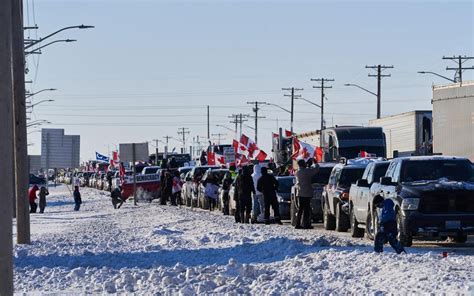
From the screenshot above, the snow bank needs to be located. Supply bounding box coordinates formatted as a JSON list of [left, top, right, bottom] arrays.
[[13, 185, 474, 294]]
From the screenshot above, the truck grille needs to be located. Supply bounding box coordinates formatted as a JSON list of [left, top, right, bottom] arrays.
[[419, 191, 474, 214]]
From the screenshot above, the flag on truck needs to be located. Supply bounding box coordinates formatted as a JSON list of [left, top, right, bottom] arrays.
[[95, 152, 109, 163], [291, 137, 317, 161]]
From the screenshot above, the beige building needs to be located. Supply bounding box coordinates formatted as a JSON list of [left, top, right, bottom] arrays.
[[432, 81, 474, 161]]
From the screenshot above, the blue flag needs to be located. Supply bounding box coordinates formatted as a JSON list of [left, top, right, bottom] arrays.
[[95, 152, 110, 162]]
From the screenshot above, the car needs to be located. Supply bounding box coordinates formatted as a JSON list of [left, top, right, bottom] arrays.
[[276, 176, 295, 220], [80, 172, 93, 187], [349, 161, 390, 238], [29, 173, 46, 185], [89, 173, 98, 188], [378, 156, 474, 246], [290, 162, 336, 226], [198, 169, 229, 209], [322, 159, 368, 232], [185, 165, 220, 207]]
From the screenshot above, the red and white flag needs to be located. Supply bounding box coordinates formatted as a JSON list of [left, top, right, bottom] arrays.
[[233, 139, 248, 155], [215, 153, 225, 165], [291, 137, 316, 161], [207, 151, 216, 165], [240, 134, 258, 157], [285, 130, 293, 137], [254, 150, 267, 162]]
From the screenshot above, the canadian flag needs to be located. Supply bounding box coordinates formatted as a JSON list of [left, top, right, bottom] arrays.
[[233, 139, 248, 155], [240, 134, 258, 158], [235, 154, 250, 167], [215, 153, 225, 165], [254, 150, 267, 162], [285, 130, 293, 137], [207, 151, 216, 165], [316, 147, 323, 162], [291, 137, 316, 161], [119, 162, 125, 181]]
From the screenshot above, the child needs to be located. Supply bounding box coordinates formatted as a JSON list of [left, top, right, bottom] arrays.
[[374, 198, 405, 254], [73, 186, 82, 211]]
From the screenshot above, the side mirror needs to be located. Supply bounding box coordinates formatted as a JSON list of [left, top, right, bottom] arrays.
[[356, 179, 369, 187], [380, 176, 394, 186]]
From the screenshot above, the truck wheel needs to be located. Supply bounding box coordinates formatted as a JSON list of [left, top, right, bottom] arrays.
[[323, 200, 336, 230], [290, 197, 298, 226], [397, 211, 413, 247], [336, 202, 350, 232], [365, 209, 376, 240], [350, 206, 364, 238], [451, 234, 468, 243]]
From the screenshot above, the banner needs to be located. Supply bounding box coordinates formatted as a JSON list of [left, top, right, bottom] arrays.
[[95, 152, 109, 163]]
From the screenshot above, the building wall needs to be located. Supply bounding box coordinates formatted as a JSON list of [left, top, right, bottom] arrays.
[[40, 129, 80, 169], [28, 155, 41, 174], [433, 81, 474, 161]]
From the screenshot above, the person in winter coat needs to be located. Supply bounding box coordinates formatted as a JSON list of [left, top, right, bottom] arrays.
[[171, 170, 182, 206], [221, 173, 233, 215], [233, 170, 242, 223], [111, 187, 123, 209], [38, 186, 49, 213], [73, 186, 82, 211], [374, 199, 406, 254], [107, 173, 113, 192], [257, 167, 282, 224], [204, 174, 219, 211], [251, 164, 265, 223], [28, 185, 39, 213], [236, 166, 255, 223], [161, 170, 173, 205], [294, 159, 319, 229]]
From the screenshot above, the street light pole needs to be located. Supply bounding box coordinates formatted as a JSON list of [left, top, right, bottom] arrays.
[[25, 39, 76, 56], [24, 24, 94, 50], [417, 71, 456, 83], [26, 99, 54, 109], [25, 88, 56, 98]]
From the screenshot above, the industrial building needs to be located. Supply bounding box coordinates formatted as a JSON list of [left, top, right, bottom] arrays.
[[432, 81, 474, 161], [40, 128, 80, 169]]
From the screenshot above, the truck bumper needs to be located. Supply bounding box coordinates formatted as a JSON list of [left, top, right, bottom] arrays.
[[402, 211, 474, 236]]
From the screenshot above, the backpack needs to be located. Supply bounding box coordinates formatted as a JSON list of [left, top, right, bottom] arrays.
[[379, 199, 396, 224]]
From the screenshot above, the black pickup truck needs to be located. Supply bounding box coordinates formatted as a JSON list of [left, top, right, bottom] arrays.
[[378, 156, 474, 246]]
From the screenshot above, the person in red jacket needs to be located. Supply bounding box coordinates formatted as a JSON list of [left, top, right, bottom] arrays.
[[28, 185, 39, 213]]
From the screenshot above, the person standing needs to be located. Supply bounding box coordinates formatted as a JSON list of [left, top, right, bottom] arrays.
[[107, 172, 113, 192], [171, 170, 182, 206], [28, 185, 39, 213], [237, 166, 255, 223], [204, 174, 219, 211], [162, 170, 173, 205], [257, 167, 282, 225], [221, 172, 232, 215], [251, 164, 264, 223], [294, 159, 319, 229], [374, 199, 406, 254], [233, 170, 242, 223], [111, 187, 123, 209], [38, 186, 49, 213], [73, 186, 82, 211]]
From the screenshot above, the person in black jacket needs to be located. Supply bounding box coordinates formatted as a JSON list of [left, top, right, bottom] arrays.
[[233, 170, 242, 223], [111, 187, 123, 209], [73, 186, 82, 211], [222, 173, 233, 215], [257, 167, 282, 225], [236, 166, 255, 223]]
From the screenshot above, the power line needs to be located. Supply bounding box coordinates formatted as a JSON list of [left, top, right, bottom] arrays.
[[177, 127, 190, 153], [311, 78, 334, 133], [228, 113, 249, 139], [246, 101, 266, 144], [282, 87, 303, 133]]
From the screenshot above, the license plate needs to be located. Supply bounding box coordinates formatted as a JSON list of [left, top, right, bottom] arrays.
[[445, 220, 461, 229]]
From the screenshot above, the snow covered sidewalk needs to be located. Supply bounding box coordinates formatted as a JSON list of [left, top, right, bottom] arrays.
[[13, 185, 474, 294]]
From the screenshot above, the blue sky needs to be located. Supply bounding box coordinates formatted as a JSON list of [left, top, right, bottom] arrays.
[[26, 0, 473, 161]]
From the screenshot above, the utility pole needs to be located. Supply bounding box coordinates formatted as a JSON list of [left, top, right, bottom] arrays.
[[211, 133, 226, 145], [207, 105, 210, 140], [443, 55, 474, 84], [0, 0, 15, 292], [311, 78, 334, 133], [12, 0, 30, 244], [163, 135, 171, 158], [366, 64, 393, 119], [152, 139, 160, 165], [282, 87, 303, 134], [177, 127, 190, 153], [246, 101, 266, 145], [228, 113, 249, 139]]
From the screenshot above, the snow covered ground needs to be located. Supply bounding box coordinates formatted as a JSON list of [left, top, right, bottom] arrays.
[[13, 185, 474, 294]]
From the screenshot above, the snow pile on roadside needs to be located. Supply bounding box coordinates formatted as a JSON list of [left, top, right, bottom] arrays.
[[13, 186, 474, 294]]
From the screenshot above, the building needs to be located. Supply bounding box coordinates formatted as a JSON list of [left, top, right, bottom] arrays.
[[28, 155, 41, 174], [40, 128, 80, 169], [369, 111, 432, 158], [432, 81, 474, 161]]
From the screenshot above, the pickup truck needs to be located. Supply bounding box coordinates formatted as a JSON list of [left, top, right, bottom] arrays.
[[348, 161, 390, 238], [378, 156, 474, 246], [322, 160, 367, 232]]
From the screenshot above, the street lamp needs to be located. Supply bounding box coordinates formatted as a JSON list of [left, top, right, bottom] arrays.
[[263, 102, 291, 113], [26, 120, 51, 128], [24, 24, 94, 50], [344, 83, 380, 118], [25, 39, 77, 56], [417, 71, 456, 83], [26, 99, 54, 109], [215, 124, 235, 133], [25, 88, 56, 98]]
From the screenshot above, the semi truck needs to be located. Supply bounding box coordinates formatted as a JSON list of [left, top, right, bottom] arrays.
[[369, 111, 432, 158]]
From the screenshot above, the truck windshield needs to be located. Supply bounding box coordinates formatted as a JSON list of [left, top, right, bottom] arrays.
[[311, 167, 333, 184], [339, 168, 365, 186], [401, 160, 473, 182]]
